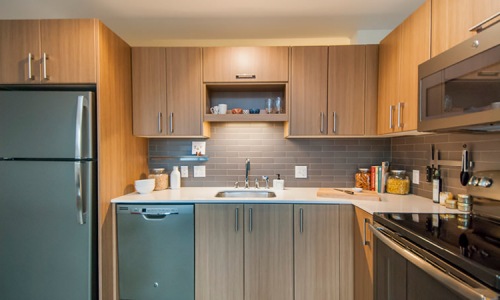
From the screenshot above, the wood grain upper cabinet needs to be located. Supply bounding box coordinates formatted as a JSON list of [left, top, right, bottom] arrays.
[[289, 46, 328, 136], [431, 0, 500, 57], [0, 19, 96, 84], [377, 0, 430, 134], [328, 45, 378, 136], [132, 47, 205, 137], [354, 207, 374, 300], [294, 205, 354, 300], [203, 47, 289, 82]]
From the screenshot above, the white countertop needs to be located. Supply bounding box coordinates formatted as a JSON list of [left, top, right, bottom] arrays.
[[111, 187, 460, 215]]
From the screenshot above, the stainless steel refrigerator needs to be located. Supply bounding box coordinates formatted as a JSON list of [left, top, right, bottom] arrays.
[[0, 91, 97, 300]]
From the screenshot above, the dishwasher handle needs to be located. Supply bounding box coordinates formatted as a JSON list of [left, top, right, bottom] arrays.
[[134, 209, 179, 221]]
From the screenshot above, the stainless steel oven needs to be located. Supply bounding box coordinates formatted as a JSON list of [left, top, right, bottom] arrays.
[[418, 23, 500, 132], [371, 170, 500, 300]]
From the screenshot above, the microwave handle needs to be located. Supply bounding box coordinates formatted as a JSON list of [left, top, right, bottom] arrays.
[[370, 224, 498, 300]]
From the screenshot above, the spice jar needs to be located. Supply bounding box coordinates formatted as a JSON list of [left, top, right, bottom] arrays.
[[148, 168, 169, 190], [355, 168, 371, 190], [386, 170, 410, 195]]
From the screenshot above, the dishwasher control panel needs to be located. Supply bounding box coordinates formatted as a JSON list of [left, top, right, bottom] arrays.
[[118, 205, 179, 215]]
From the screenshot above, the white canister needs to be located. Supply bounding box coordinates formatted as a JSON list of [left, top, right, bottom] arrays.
[[218, 103, 228, 114], [170, 166, 181, 189]]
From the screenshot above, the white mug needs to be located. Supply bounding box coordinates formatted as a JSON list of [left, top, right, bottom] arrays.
[[218, 104, 228, 114], [210, 106, 219, 114]]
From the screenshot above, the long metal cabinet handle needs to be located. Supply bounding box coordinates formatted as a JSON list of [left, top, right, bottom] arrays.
[[27, 53, 34, 80], [469, 12, 500, 32], [397, 102, 404, 129], [235, 208, 239, 232], [75, 162, 85, 225], [169, 112, 174, 134], [363, 218, 370, 246], [299, 208, 304, 233], [332, 112, 337, 134], [42, 52, 49, 80], [389, 105, 394, 129], [369, 224, 498, 300], [75, 96, 89, 159], [158, 112, 162, 133], [235, 74, 256, 79], [320, 112, 325, 134], [249, 208, 253, 233]]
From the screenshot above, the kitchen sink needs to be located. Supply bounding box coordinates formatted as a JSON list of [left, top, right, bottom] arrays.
[[215, 190, 276, 198]]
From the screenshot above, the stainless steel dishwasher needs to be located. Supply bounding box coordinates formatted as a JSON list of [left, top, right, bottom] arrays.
[[117, 204, 194, 300]]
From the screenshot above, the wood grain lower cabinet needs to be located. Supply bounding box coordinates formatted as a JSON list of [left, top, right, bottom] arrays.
[[294, 204, 353, 300], [354, 207, 373, 300], [0, 19, 97, 84], [195, 204, 293, 300], [132, 47, 205, 137]]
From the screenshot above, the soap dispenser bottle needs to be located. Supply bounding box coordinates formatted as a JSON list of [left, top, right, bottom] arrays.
[[432, 169, 442, 203], [170, 166, 181, 189], [273, 174, 285, 190]]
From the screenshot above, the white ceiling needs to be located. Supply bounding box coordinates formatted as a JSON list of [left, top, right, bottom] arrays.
[[0, 0, 426, 46]]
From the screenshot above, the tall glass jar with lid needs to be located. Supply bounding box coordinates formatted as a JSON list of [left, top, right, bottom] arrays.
[[148, 168, 169, 190], [355, 168, 371, 190], [386, 170, 410, 195]]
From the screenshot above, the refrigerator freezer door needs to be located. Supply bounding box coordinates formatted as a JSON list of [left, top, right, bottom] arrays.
[[0, 160, 96, 300], [0, 91, 95, 159]]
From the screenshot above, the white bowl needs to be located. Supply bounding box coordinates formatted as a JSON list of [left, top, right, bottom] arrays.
[[352, 187, 363, 193], [135, 179, 155, 194]]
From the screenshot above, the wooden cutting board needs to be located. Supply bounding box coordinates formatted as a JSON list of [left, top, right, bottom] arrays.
[[317, 188, 381, 201]]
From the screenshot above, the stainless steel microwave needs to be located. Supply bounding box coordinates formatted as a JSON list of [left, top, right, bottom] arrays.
[[418, 24, 500, 132]]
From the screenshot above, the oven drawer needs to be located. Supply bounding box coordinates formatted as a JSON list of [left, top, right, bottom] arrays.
[[371, 223, 500, 300]]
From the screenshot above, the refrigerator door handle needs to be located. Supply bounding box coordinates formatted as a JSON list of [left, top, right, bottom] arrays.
[[75, 162, 86, 225], [75, 95, 89, 159]]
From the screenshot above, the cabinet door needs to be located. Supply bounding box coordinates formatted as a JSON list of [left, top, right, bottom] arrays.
[[244, 204, 293, 300], [398, 0, 430, 132], [0, 20, 40, 84], [166, 47, 203, 136], [354, 207, 374, 300], [195, 204, 244, 300], [431, 0, 500, 57], [328, 45, 367, 136], [374, 236, 407, 300], [289, 46, 328, 136], [40, 19, 96, 83], [377, 26, 401, 135], [203, 47, 289, 82], [132, 47, 167, 136]]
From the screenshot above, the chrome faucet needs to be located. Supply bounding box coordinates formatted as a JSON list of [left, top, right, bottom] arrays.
[[245, 158, 250, 189]]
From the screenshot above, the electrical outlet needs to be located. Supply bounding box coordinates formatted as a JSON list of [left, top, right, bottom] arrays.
[[181, 166, 189, 178], [295, 166, 308, 178], [412, 170, 420, 184], [194, 165, 206, 178]]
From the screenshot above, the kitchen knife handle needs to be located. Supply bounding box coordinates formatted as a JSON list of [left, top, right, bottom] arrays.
[[75, 162, 85, 225], [27, 53, 35, 80], [75, 95, 89, 159], [42, 52, 49, 80]]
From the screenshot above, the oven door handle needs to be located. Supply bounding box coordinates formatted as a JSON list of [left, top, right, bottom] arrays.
[[369, 224, 498, 300]]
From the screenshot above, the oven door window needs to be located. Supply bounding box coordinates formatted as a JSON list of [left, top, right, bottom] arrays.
[[420, 45, 500, 121]]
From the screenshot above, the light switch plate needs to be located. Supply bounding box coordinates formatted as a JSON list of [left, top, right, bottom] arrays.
[[295, 166, 308, 178], [194, 165, 206, 178], [412, 170, 420, 184], [181, 166, 189, 178]]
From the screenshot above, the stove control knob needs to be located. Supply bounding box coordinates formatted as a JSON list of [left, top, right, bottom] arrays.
[[467, 176, 478, 186], [478, 177, 492, 188]]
